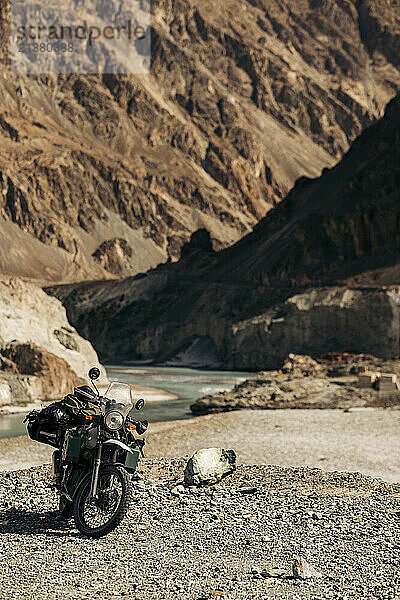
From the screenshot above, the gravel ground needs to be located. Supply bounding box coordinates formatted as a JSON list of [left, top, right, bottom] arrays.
[[0, 459, 399, 600]]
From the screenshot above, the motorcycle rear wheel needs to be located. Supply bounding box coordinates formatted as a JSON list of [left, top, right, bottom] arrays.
[[73, 464, 132, 538]]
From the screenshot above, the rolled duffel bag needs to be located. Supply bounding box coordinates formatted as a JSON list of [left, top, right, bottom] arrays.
[[25, 403, 71, 448], [62, 389, 102, 423]]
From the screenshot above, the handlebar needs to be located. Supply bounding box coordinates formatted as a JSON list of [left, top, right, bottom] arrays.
[[127, 417, 148, 435]]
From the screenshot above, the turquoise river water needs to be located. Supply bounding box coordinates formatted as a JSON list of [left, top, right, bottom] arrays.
[[0, 365, 252, 439]]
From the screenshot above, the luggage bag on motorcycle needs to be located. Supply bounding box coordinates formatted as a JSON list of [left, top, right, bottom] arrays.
[[62, 387, 102, 423], [25, 403, 71, 448], [124, 446, 140, 474]]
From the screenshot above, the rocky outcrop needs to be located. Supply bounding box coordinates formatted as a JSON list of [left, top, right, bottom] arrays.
[[92, 238, 134, 277], [223, 286, 400, 370], [190, 354, 400, 415], [190, 373, 375, 414], [49, 280, 400, 371], [180, 229, 214, 259], [1, 0, 400, 282], [0, 343, 85, 404], [48, 93, 400, 369], [281, 354, 323, 377], [0, 278, 105, 410]]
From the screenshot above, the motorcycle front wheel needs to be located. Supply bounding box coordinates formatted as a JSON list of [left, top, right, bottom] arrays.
[[73, 464, 132, 538]]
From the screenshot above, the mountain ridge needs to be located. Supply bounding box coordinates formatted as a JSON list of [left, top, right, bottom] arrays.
[[1, 0, 400, 282], [48, 91, 400, 368]]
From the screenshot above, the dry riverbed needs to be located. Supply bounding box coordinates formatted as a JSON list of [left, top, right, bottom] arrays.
[[1, 408, 400, 482]]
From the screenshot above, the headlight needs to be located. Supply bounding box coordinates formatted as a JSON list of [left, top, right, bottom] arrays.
[[105, 411, 124, 431]]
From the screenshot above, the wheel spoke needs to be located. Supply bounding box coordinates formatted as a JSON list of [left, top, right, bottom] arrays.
[[81, 471, 124, 528], [75, 465, 132, 537]]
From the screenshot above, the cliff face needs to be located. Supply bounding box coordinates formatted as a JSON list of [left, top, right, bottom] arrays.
[[223, 287, 400, 369], [0, 278, 106, 409], [1, 0, 400, 282], [49, 93, 400, 369]]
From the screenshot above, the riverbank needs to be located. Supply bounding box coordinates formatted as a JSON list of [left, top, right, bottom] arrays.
[[0, 459, 399, 599], [0, 383, 178, 416], [1, 408, 400, 482], [191, 354, 400, 414], [0, 366, 250, 437]]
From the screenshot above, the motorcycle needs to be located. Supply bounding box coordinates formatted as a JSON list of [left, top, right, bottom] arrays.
[[25, 366, 148, 538]]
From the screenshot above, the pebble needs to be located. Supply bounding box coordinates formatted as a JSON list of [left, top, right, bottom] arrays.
[[292, 556, 323, 579]]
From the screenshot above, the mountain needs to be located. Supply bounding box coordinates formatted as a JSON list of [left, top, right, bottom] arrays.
[[48, 92, 400, 369], [1, 0, 400, 282]]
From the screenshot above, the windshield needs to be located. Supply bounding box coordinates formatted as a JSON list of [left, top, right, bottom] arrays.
[[104, 382, 133, 410]]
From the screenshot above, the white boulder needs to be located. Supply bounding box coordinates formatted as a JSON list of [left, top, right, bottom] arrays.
[[184, 448, 236, 486]]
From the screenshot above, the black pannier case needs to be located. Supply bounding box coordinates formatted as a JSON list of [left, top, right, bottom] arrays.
[[26, 403, 71, 448]]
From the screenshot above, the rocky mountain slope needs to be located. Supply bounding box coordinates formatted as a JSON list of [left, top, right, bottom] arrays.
[[49, 92, 400, 369], [1, 0, 400, 281], [0, 278, 105, 411]]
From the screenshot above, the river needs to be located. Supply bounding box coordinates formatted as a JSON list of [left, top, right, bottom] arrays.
[[0, 365, 252, 439]]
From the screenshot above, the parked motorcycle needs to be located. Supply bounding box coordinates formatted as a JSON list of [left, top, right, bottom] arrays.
[[25, 367, 148, 538]]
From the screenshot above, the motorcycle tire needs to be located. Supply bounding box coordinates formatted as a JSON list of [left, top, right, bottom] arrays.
[[73, 464, 132, 538], [59, 495, 74, 519]]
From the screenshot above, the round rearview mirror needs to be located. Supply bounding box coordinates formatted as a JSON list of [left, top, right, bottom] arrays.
[[135, 398, 145, 411], [88, 366, 101, 381]]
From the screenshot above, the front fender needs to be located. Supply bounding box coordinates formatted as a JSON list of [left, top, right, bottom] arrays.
[[103, 439, 135, 455]]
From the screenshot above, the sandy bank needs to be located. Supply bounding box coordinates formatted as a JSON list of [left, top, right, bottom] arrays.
[[0, 383, 177, 416], [1, 408, 399, 482], [129, 384, 178, 402]]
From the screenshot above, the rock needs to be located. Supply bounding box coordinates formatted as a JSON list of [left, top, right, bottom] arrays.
[[1, 342, 85, 401], [281, 354, 322, 377], [0, 278, 105, 383], [184, 448, 236, 487], [0, 374, 42, 409], [319, 352, 381, 377], [0, 379, 12, 407], [0, 278, 106, 410], [0, 354, 18, 374], [224, 286, 400, 371], [260, 568, 286, 578], [180, 229, 214, 259], [190, 369, 388, 414], [237, 487, 257, 495], [53, 328, 79, 352], [292, 556, 323, 579], [92, 238, 134, 277]]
